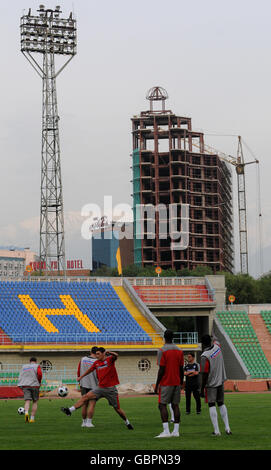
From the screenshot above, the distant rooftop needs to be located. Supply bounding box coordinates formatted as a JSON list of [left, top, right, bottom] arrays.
[[0, 246, 30, 251]]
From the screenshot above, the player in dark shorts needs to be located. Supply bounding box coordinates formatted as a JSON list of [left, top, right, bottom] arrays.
[[155, 330, 184, 438], [200, 334, 232, 436], [184, 352, 201, 415], [61, 347, 133, 430], [77, 346, 99, 427], [18, 357, 42, 423]]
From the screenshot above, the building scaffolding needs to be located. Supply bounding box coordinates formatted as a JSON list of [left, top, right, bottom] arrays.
[[131, 87, 234, 273]]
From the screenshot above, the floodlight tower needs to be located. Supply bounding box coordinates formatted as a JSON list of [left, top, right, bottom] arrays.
[[20, 5, 77, 275]]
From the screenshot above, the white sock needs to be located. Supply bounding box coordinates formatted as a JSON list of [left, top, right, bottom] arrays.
[[31, 416, 35, 421], [162, 422, 170, 434], [173, 423, 179, 433], [169, 404, 174, 421], [209, 406, 220, 434], [125, 419, 130, 425], [219, 404, 230, 432], [69, 406, 76, 413], [86, 418, 92, 424]]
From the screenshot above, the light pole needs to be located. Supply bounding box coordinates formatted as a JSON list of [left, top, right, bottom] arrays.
[[20, 5, 77, 276]]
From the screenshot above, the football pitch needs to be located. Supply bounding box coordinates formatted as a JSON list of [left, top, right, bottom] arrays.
[[0, 393, 270, 451]]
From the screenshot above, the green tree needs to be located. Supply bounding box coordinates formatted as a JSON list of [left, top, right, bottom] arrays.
[[90, 265, 119, 277], [176, 267, 191, 277], [189, 266, 213, 277], [223, 272, 259, 304], [30, 270, 44, 277], [122, 264, 142, 277], [257, 272, 271, 303], [160, 268, 178, 277], [176, 266, 213, 277], [137, 266, 157, 277]]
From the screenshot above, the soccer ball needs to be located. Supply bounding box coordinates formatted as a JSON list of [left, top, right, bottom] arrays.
[[58, 386, 68, 397], [18, 407, 25, 415]]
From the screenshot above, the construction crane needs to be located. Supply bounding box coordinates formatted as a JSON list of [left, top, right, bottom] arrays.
[[193, 136, 260, 275]]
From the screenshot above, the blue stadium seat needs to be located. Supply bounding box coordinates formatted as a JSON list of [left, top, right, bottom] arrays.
[[0, 280, 152, 345]]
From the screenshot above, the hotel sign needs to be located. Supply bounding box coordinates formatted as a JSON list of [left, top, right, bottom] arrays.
[[29, 259, 84, 271]]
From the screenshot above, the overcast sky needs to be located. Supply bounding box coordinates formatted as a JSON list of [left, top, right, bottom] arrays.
[[0, 0, 270, 277]]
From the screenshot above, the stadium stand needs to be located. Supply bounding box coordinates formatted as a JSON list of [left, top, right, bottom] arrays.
[[133, 284, 214, 305], [0, 280, 159, 346], [216, 311, 271, 378], [0, 363, 80, 392], [261, 311, 271, 336]]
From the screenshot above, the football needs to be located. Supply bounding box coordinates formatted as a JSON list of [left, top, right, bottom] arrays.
[[18, 407, 25, 415], [58, 386, 68, 397]]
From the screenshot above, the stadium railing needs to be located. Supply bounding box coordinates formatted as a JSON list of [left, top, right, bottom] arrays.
[[0, 331, 198, 346], [0, 276, 216, 304], [0, 363, 174, 387], [128, 277, 215, 304], [0, 365, 79, 390]]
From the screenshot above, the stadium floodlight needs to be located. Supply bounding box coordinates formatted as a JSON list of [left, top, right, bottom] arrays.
[[20, 6, 77, 276], [21, 6, 76, 66]]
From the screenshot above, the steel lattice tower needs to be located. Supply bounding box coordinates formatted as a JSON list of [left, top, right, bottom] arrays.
[[20, 5, 77, 275]]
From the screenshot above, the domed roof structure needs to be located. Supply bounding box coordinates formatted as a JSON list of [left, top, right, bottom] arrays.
[[146, 86, 168, 112], [146, 86, 168, 101]]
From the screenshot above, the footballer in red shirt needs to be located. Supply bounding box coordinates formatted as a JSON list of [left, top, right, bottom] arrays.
[[154, 330, 184, 438], [61, 347, 133, 430], [90, 352, 120, 388]]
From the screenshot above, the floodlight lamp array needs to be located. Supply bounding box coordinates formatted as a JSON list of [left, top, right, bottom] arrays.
[[20, 6, 76, 56]]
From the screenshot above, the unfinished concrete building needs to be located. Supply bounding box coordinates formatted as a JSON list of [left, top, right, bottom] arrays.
[[131, 87, 234, 273]]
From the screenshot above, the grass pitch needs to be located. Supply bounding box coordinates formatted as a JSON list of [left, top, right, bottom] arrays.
[[0, 393, 270, 451]]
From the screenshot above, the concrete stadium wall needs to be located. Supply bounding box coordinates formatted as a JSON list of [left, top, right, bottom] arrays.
[[0, 351, 160, 386]]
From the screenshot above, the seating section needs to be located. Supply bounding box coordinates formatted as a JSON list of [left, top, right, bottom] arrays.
[[0, 371, 20, 387], [261, 311, 271, 336], [0, 281, 152, 344], [133, 285, 213, 304], [0, 370, 55, 391], [216, 311, 271, 378]]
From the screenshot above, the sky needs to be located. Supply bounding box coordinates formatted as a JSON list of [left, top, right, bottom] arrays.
[[0, 0, 270, 278]]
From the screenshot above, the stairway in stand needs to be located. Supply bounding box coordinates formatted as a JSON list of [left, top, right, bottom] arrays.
[[248, 314, 271, 364], [0, 328, 13, 345]]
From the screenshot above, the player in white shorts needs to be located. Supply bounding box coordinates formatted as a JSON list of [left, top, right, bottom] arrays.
[[200, 334, 232, 436]]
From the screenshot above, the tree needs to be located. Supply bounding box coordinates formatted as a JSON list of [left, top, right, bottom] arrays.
[[176, 268, 191, 277], [137, 266, 157, 277], [223, 272, 260, 305], [176, 266, 213, 277], [90, 265, 119, 277], [30, 270, 45, 277], [189, 266, 213, 277], [122, 264, 142, 277], [257, 272, 271, 303], [160, 268, 177, 277]]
